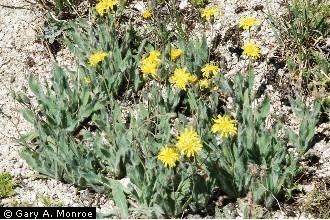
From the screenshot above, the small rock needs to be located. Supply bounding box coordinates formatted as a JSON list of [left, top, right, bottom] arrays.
[[179, 0, 188, 10], [235, 6, 247, 14], [254, 5, 264, 11], [133, 1, 145, 11]]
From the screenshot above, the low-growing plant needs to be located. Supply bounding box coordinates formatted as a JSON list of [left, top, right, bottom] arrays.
[[38, 0, 92, 51], [38, 0, 90, 19], [237, 193, 270, 219], [65, 18, 144, 96], [18, 67, 320, 218], [0, 172, 15, 198], [39, 194, 64, 207], [18, 2, 322, 219], [303, 182, 330, 218], [268, 0, 330, 82]]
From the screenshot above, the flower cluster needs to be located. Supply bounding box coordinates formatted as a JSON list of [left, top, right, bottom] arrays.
[[169, 68, 197, 90], [199, 63, 220, 90], [140, 50, 162, 77], [95, 0, 118, 16], [239, 16, 262, 60], [139, 47, 221, 91], [158, 114, 237, 168], [138, 47, 220, 92], [158, 128, 202, 168], [88, 51, 108, 66]]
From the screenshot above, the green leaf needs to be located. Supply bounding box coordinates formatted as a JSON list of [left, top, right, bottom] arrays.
[[28, 76, 42, 97], [15, 92, 31, 105], [20, 109, 35, 124], [19, 131, 38, 143], [258, 97, 270, 119], [111, 180, 129, 218]]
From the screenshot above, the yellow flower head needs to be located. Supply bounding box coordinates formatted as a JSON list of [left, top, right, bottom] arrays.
[[239, 16, 259, 30], [89, 51, 108, 66], [199, 79, 211, 89], [242, 42, 261, 59], [169, 68, 196, 90], [140, 50, 162, 77], [140, 60, 158, 77], [142, 10, 153, 19], [96, 0, 118, 16], [201, 7, 219, 21], [201, 63, 220, 78], [170, 48, 184, 61], [158, 146, 180, 168], [211, 115, 237, 138], [96, 1, 107, 16], [176, 128, 202, 157], [146, 50, 161, 64]]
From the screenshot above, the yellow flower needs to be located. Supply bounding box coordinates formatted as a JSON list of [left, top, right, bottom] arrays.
[[140, 50, 162, 77], [169, 68, 196, 90], [242, 42, 261, 59], [199, 79, 211, 89], [96, 1, 107, 16], [176, 128, 203, 157], [142, 10, 153, 19], [239, 16, 259, 30], [88, 51, 108, 66], [211, 115, 237, 138], [158, 146, 180, 168], [170, 48, 184, 61], [95, 0, 118, 16], [201, 7, 219, 21], [140, 60, 158, 77], [201, 63, 220, 78], [147, 50, 161, 64]]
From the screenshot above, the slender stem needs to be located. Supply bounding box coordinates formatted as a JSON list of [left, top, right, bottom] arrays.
[[172, 168, 177, 216], [192, 157, 198, 201]]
